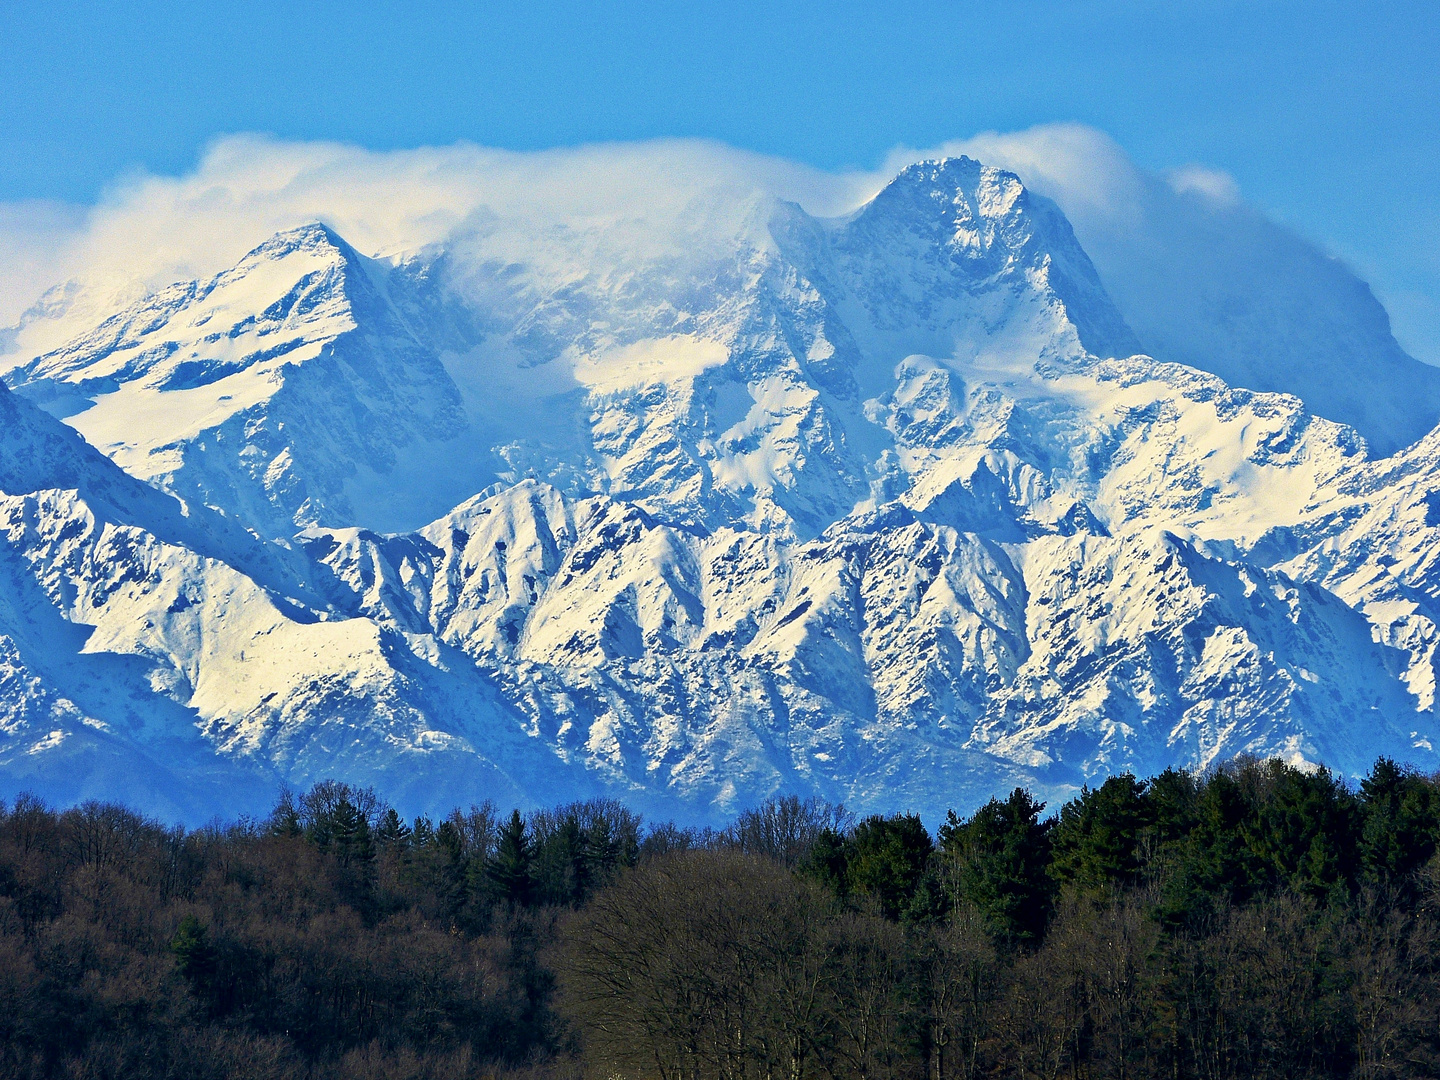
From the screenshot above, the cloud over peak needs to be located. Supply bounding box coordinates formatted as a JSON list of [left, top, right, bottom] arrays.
[[2, 124, 1431, 452]]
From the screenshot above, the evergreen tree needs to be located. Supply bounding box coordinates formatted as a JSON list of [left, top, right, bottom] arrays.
[[1050, 774, 1151, 892], [375, 806, 412, 848], [533, 813, 588, 905], [801, 826, 851, 898], [266, 788, 302, 837], [1158, 768, 1266, 926], [1145, 766, 1200, 848], [488, 809, 534, 905], [940, 788, 1054, 948], [584, 815, 619, 884], [1360, 757, 1440, 892], [1248, 761, 1360, 901], [169, 913, 218, 1007], [847, 813, 934, 919], [328, 796, 375, 869], [433, 818, 469, 915]]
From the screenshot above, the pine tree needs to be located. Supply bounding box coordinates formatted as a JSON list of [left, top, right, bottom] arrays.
[[329, 797, 375, 869], [1050, 774, 1150, 892], [847, 813, 934, 919], [1249, 760, 1360, 901], [266, 788, 303, 838], [1360, 757, 1440, 892], [376, 807, 412, 848], [940, 788, 1054, 948], [170, 913, 217, 1001], [800, 827, 851, 898], [1157, 768, 1266, 926], [487, 809, 534, 905]]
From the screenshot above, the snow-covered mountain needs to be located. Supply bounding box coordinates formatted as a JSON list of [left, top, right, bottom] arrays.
[[3, 155, 1440, 823], [945, 125, 1440, 457]]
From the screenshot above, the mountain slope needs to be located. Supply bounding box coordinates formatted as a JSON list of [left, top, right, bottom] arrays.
[[0, 381, 576, 816], [6, 225, 474, 538], [956, 127, 1440, 456]]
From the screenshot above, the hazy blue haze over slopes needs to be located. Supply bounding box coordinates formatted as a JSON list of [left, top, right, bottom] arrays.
[[1, 1, 1437, 362]]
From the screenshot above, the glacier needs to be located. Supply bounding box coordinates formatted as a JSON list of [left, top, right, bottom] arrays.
[[2, 154, 1439, 823]]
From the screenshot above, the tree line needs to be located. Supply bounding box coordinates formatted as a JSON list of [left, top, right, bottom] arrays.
[[2, 757, 1440, 1078]]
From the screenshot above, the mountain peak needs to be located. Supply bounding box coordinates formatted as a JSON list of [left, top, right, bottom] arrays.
[[858, 155, 1021, 237], [886, 154, 989, 189], [0, 213, 466, 538], [889, 154, 986, 180], [241, 221, 361, 267], [831, 155, 1141, 361]]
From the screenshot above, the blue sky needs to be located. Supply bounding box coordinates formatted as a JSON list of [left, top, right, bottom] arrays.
[[2, 0, 1437, 358]]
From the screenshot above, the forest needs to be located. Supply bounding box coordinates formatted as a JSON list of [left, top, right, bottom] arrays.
[[2, 756, 1440, 1079]]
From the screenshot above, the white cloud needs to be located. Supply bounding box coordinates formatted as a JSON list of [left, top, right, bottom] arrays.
[[0, 134, 888, 331], [0, 199, 88, 325], [1, 124, 1433, 449], [1164, 164, 1242, 205]]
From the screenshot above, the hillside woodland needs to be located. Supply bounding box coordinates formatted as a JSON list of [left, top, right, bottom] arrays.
[[3, 757, 1440, 1079]]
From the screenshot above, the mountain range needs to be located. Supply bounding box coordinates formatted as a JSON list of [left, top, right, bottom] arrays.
[[3, 155, 1439, 823]]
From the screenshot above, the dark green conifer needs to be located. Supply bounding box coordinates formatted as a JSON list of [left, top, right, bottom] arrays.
[[1050, 773, 1150, 892], [170, 913, 217, 994], [376, 806, 412, 848], [488, 809, 534, 905], [940, 788, 1054, 948], [328, 797, 375, 868], [800, 827, 851, 898], [1248, 761, 1360, 900], [1360, 757, 1440, 892], [847, 813, 934, 919], [266, 788, 303, 837]]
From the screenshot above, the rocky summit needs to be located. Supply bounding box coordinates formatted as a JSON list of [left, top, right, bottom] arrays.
[[3, 157, 1440, 823]]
